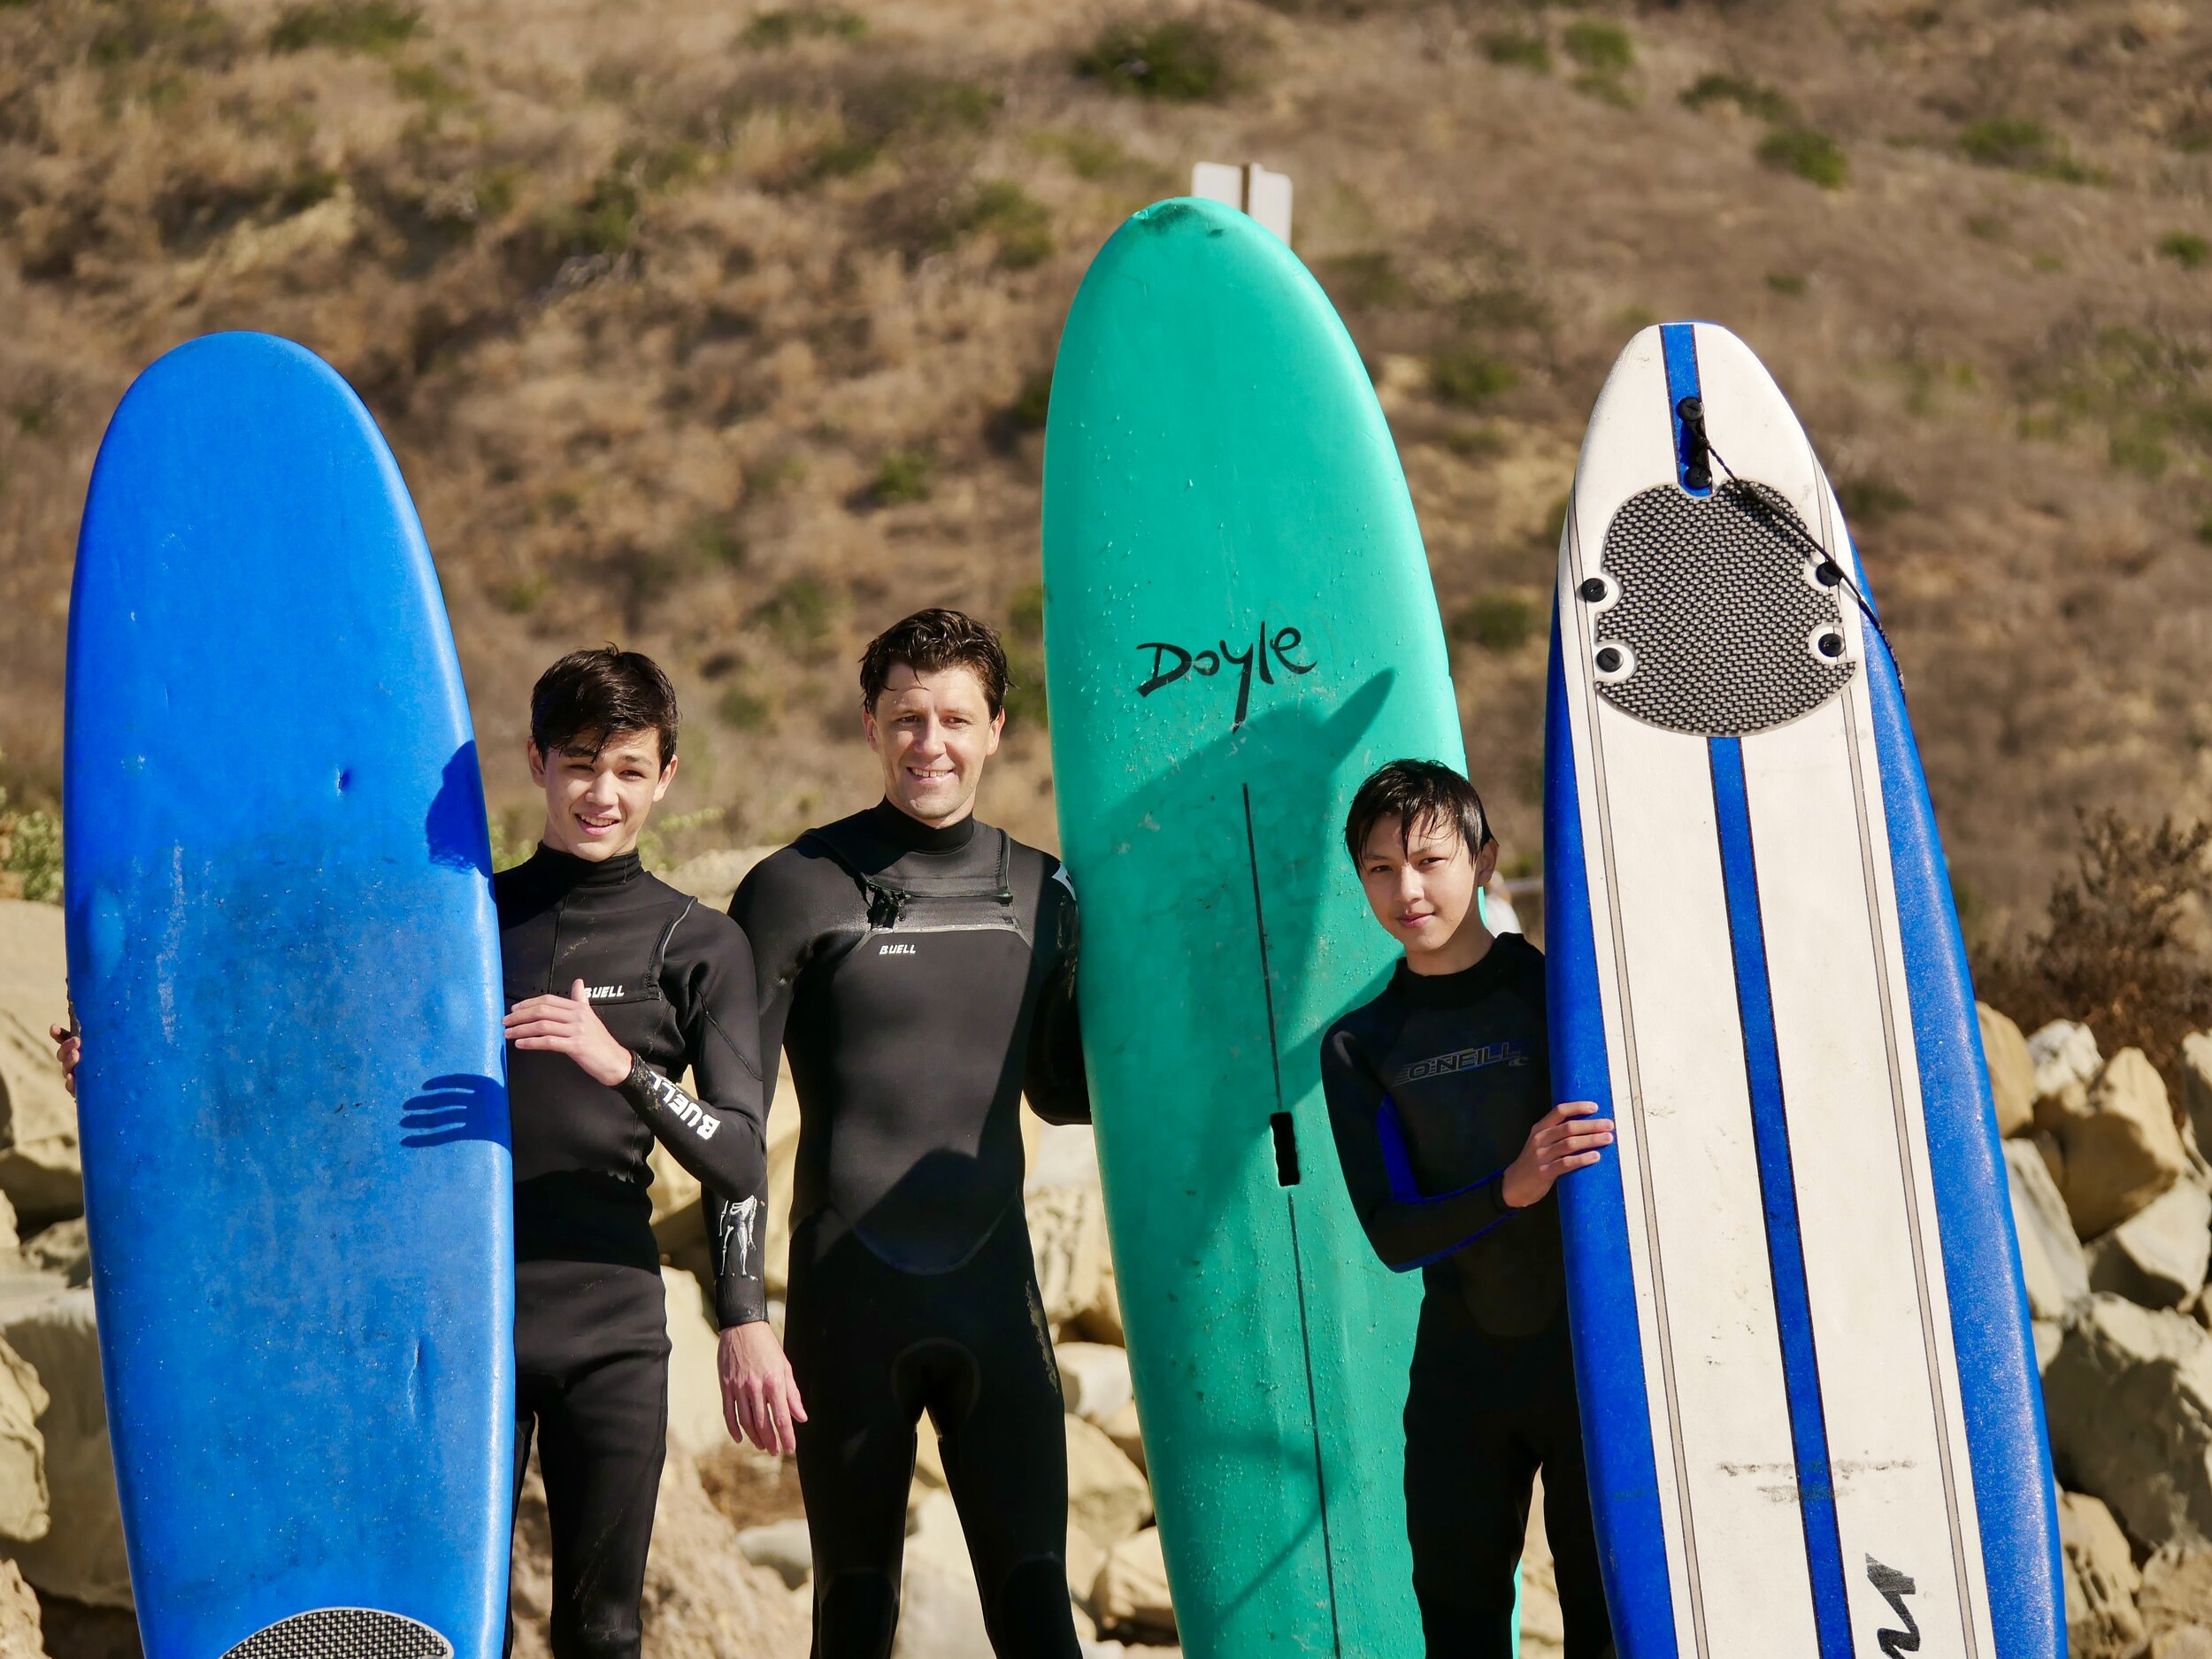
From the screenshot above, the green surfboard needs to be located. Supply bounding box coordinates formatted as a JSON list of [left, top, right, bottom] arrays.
[[1044, 200, 1474, 1657]]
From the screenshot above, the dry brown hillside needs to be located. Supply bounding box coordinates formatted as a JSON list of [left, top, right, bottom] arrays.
[[4, 0, 2212, 941]]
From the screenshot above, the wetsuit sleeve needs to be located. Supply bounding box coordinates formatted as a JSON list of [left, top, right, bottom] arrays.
[[1024, 864, 1090, 1125], [1321, 1022, 1518, 1272], [614, 908, 772, 1325]]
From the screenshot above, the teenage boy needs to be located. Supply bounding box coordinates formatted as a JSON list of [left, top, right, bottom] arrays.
[[1319, 758, 1617, 1659], [54, 646, 771, 1659], [718, 608, 1088, 1659]]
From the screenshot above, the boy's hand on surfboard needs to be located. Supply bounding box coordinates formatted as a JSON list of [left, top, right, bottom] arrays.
[[719, 1322, 807, 1455], [1502, 1101, 1614, 1210], [503, 981, 635, 1088], [48, 1025, 80, 1099]]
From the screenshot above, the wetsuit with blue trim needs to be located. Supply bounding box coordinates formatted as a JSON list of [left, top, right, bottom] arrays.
[[498, 845, 771, 1659], [1320, 932, 1615, 1659], [726, 800, 1088, 1659]]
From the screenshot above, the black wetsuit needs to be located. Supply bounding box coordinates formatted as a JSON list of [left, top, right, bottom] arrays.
[[1320, 934, 1614, 1659], [497, 847, 770, 1659], [726, 801, 1088, 1659]]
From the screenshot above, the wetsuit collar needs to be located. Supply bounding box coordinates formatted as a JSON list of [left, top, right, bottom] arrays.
[[1391, 933, 1531, 1008], [523, 843, 645, 890], [867, 797, 979, 854]]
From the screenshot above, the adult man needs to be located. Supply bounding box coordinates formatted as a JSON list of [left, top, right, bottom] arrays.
[[718, 608, 1088, 1659], [1321, 758, 1616, 1658], [54, 646, 772, 1659]]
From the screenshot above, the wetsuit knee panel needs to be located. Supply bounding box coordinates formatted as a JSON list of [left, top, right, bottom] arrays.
[[986, 1555, 1082, 1659], [815, 1567, 900, 1659]]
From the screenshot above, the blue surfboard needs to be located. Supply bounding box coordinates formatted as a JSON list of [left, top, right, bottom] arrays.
[[1543, 321, 2061, 1659], [65, 333, 511, 1659]]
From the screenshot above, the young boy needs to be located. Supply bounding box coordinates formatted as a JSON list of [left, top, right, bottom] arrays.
[[1319, 758, 1617, 1659]]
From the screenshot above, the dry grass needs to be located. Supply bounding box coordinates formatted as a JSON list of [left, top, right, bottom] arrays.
[[3, 0, 2212, 927]]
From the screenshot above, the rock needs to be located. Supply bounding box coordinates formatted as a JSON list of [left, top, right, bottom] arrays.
[[1065, 1415, 1150, 1550], [737, 1518, 810, 1591], [2036, 1321, 2064, 1373], [641, 1442, 811, 1659], [1065, 1524, 1103, 1614], [1980, 1004, 2037, 1139], [1028, 1187, 1106, 1333], [1092, 1527, 1174, 1641], [13, 1228, 76, 1291], [2060, 1490, 2146, 1659], [1520, 1471, 1565, 1659], [663, 1268, 732, 1460], [0, 1558, 47, 1659], [0, 1337, 46, 1546], [1027, 1123, 1100, 1193], [2045, 1294, 2212, 1551], [0, 1286, 122, 1608], [891, 1491, 989, 1659], [1101, 1400, 1146, 1475], [0, 1016, 78, 1232], [2181, 1034, 2212, 1165], [2154, 1630, 2212, 1659], [1056, 1344, 1133, 1427], [2031, 1020, 2104, 1123], [2142, 1544, 2212, 1640], [2089, 1183, 2212, 1309], [2055, 1049, 2194, 1240], [2006, 1138, 2090, 1320], [1071, 1257, 1125, 1348]]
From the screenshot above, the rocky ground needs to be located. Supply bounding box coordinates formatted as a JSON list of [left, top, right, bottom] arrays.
[[8, 852, 2212, 1659]]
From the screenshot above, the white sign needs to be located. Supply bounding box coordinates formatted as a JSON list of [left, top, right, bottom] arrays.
[[1190, 162, 1293, 246]]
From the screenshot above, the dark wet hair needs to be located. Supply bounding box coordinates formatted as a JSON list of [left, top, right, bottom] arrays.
[[530, 646, 680, 768], [1344, 758, 1494, 866], [858, 608, 1010, 718]]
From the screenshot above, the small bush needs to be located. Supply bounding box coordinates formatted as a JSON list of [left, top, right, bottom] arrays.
[[549, 170, 642, 257], [741, 7, 864, 47], [1482, 29, 1549, 72], [1030, 128, 1131, 180], [869, 449, 932, 505], [1430, 345, 1517, 409], [91, 0, 237, 65], [2110, 426, 2171, 478], [687, 515, 748, 570], [1680, 73, 1794, 124], [1562, 20, 1632, 73], [1960, 118, 2101, 184], [1766, 272, 1809, 297], [1759, 127, 1847, 189], [1452, 593, 1537, 654], [0, 794, 60, 904], [1835, 475, 1914, 525], [1974, 811, 2212, 1091], [269, 0, 418, 53], [1317, 251, 1413, 310], [954, 180, 1053, 269], [2159, 232, 2210, 271], [1075, 19, 1231, 102], [1007, 371, 1053, 434], [717, 685, 774, 731], [637, 808, 724, 875], [757, 577, 836, 657], [1573, 73, 1636, 110]]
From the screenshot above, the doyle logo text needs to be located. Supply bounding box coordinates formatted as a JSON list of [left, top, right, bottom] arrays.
[[1135, 620, 1316, 729]]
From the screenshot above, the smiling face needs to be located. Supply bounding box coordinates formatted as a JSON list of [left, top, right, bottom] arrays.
[[527, 726, 677, 861], [864, 661, 1004, 828], [1357, 810, 1500, 968]]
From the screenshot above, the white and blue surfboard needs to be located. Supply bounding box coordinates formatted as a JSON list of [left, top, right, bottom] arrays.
[[1544, 322, 2062, 1659]]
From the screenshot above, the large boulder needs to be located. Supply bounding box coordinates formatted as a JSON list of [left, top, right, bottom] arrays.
[[2142, 1545, 2212, 1644], [0, 1286, 124, 1609], [1055, 1344, 1133, 1428], [1028, 1187, 1106, 1335], [2060, 1490, 2147, 1659], [1518, 1471, 1565, 1659], [2181, 1034, 2212, 1164], [891, 1491, 990, 1659], [1071, 1259, 1125, 1348], [1092, 1527, 1174, 1644], [0, 1018, 77, 1233], [2005, 1139, 2090, 1322], [2088, 1183, 2212, 1310], [1100, 1401, 1146, 1476], [663, 1269, 732, 1461], [0, 1337, 46, 1545], [1026, 1124, 1100, 1194], [2045, 1294, 2212, 1551], [2031, 1020, 2104, 1122], [2050, 1049, 2195, 1240], [1979, 1004, 2036, 1139], [0, 1558, 47, 1659], [1064, 1416, 1150, 1550]]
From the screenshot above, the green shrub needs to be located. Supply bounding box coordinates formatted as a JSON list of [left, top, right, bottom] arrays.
[[956, 180, 1053, 269], [91, 0, 237, 65], [1758, 127, 1848, 189], [1007, 372, 1053, 434], [741, 7, 864, 47], [1317, 251, 1413, 309], [1481, 29, 1549, 72], [269, 0, 418, 53], [1835, 475, 1913, 525], [1006, 580, 1045, 643], [757, 576, 837, 656], [2159, 232, 2210, 271], [1573, 73, 1636, 110], [1766, 272, 1809, 297], [717, 685, 774, 731], [1960, 118, 2101, 184], [869, 450, 932, 505], [1430, 344, 1517, 408], [687, 515, 748, 569], [1075, 19, 1231, 102], [2110, 426, 2171, 478], [1030, 128, 1131, 180], [0, 796, 60, 904], [1453, 593, 1537, 654], [637, 808, 724, 874], [1562, 20, 1632, 73], [1680, 73, 1794, 124]]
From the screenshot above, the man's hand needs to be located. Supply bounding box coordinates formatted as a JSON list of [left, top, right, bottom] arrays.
[[1502, 1100, 1615, 1210], [719, 1322, 807, 1455], [47, 1025, 79, 1099], [504, 980, 634, 1087]]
